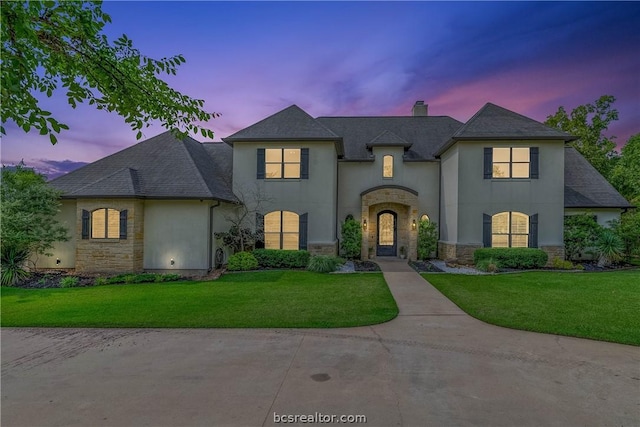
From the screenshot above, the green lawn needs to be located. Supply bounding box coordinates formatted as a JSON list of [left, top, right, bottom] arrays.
[[424, 271, 640, 346], [1, 271, 398, 328]]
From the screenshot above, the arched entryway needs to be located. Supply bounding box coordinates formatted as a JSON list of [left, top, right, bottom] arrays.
[[360, 186, 419, 260], [377, 210, 397, 256]]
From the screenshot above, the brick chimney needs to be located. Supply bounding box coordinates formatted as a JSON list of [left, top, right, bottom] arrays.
[[412, 101, 428, 116]]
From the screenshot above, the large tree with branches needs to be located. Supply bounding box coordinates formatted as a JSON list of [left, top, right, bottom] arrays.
[[1, 1, 218, 143]]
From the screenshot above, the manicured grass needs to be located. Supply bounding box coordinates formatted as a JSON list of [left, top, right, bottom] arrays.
[[1, 271, 398, 328], [424, 271, 640, 346]]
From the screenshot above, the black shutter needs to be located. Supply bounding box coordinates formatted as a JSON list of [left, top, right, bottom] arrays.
[[255, 212, 264, 248], [299, 213, 308, 250], [82, 209, 90, 239], [301, 148, 309, 179], [483, 148, 493, 179], [530, 147, 539, 179], [119, 209, 128, 240], [257, 148, 265, 179], [483, 214, 492, 247], [529, 213, 538, 248]]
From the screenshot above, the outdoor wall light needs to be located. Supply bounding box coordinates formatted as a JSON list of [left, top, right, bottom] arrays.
[[362, 219, 367, 230], [56, 258, 61, 265], [170, 258, 175, 266], [412, 219, 417, 230]]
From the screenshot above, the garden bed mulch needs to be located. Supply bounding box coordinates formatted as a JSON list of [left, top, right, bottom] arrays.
[[352, 260, 381, 272], [15, 271, 96, 289]]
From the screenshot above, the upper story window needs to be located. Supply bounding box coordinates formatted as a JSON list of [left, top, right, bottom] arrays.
[[484, 147, 538, 179], [383, 155, 393, 178], [257, 148, 309, 180], [493, 147, 530, 178], [491, 211, 529, 247], [266, 148, 300, 179]]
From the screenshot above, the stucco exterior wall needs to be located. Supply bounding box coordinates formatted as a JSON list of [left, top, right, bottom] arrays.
[[338, 147, 439, 247], [455, 140, 566, 248], [232, 141, 338, 247], [34, 199, 77, 269], [564, 208, 622, 227], [143, 200, 219, 272], [439, 145, 459, 244], [75, 199, 144, 273]]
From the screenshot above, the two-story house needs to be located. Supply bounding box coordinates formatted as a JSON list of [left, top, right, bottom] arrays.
[[45, 101, 632, 274]]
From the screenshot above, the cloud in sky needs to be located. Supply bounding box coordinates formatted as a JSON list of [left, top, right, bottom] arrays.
[[1, 1, 638, 176]]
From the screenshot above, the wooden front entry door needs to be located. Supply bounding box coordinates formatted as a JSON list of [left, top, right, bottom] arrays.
[[376, 211, 397, 256]]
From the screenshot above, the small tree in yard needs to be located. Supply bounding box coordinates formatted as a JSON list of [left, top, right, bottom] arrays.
[[214, 184, 270, 253], [564, 214, 602, 261], [417, 219, 438, 260], [341, 215, 362, 259], [1, 164, 69, 285], [609, 206, 640, 262]]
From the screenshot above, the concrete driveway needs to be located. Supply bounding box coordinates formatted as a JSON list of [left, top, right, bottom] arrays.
[[2, 259, 639, 426]]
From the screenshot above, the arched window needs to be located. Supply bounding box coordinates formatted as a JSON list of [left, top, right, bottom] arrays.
[[420, 214, 430, 222], [264, 211, 299, 250], [492, 211, 528, 247], [91, 208, 120, 239], [383, 155, 393, 178]]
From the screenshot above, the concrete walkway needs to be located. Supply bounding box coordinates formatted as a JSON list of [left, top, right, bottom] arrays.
[[2, 260, 639, 427]]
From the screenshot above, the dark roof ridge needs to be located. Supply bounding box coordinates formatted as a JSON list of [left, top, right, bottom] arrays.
[[180, 136, 216, 197], [69, 167, 140, 196]]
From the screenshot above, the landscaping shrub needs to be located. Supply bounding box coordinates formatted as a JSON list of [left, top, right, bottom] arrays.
[[1, 246, 31, 286], [105, 273, 181, 285], [475, 258, 499, 273], [227, 252, 259, 271], [564, 214, 602, 261], [59, 276, 79, 288], [417, 219, 438, 260], [609, 211, 640, 261], [94, 277, 108, 286], [474, 248, 548, 269], [307, 255, 343, 273], [340, 215, 362, 259], [252, 249, 310, 268], [552, 257, 575, 270], [595, 229, 624, 267]]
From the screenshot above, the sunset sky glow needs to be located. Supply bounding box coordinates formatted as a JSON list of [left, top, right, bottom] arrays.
[[2, 1, 639, 178]]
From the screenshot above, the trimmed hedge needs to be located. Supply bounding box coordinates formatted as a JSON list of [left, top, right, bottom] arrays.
[[474, 248, 548, 269], [252, 249, 310, 269], [227, 252, 259, 271]]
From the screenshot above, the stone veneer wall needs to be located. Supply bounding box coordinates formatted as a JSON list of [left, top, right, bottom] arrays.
[[308, 241, 338, 256], [541, 246, 565, 267], [361, 188, 419, 260], [438, 242, 482, 264], [75, 199, 144, 273]]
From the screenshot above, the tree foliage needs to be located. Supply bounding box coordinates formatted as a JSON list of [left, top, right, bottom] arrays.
[[1, 1, 218, 143], [610, 133, 640, 202], [1, 164, 69, 285], [545, 95, 618, 178], [563, 214, 601, 261]]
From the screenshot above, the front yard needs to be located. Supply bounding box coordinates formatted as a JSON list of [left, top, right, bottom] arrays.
[[424, 271, 640, 346], [1, 271, 398, 328]]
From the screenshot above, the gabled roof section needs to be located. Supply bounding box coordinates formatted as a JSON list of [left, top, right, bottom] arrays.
[[453, 103, 575, 140], [564, 147, 632, 209], [224, 105, 340, 142], [50, 131, 236, 201], [366, 130, 413, 149], [317, 116, 463, 161]]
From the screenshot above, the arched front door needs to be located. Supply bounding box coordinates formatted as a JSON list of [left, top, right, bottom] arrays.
[[377, 210, 397, 256]]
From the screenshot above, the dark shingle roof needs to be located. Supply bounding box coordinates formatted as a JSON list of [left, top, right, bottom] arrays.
[[224, 105, 340, 142], [435, 103, 575, 156], [50, 131, 236, 201], [366, 130, 413, 149], [564, 147, 632, 208], [317, 116, 463, 161]]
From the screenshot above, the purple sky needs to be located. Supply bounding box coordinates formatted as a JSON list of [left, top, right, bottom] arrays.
[[2, 1, 639, 179]]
